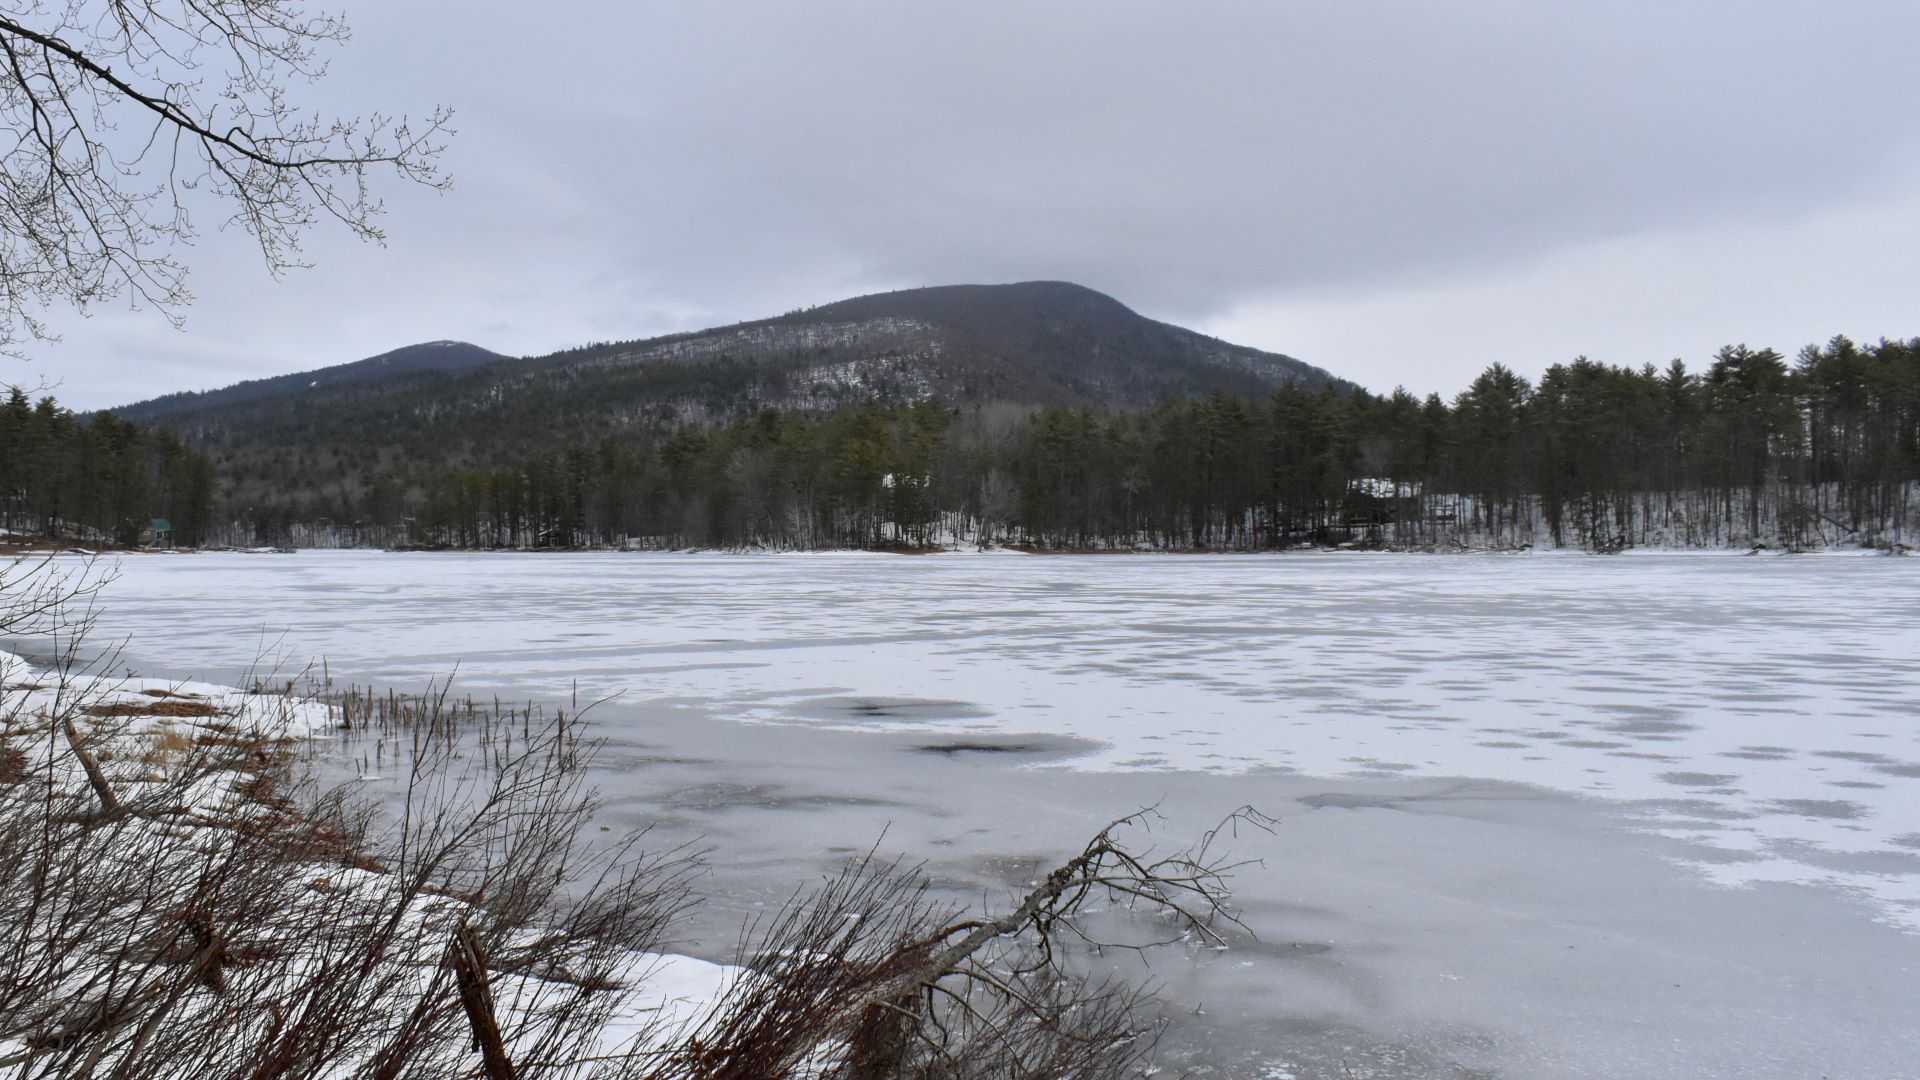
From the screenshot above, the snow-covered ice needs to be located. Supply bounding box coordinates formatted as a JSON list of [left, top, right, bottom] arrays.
[[45, 549, 1920, 1078], [70, 549, 1920, 922]]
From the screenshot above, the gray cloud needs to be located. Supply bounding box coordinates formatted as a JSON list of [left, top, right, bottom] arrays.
[[19, 0, 1920, 408]]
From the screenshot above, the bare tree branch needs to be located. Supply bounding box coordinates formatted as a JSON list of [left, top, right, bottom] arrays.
[[0, 1, 452, 355]]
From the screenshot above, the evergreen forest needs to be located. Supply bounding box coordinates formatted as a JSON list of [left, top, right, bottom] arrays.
[[265, 337, 1920, 553], [0, 389, 217, 546]]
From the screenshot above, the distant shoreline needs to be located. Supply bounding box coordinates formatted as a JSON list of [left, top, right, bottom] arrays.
[[13, 541, 1904, 559]]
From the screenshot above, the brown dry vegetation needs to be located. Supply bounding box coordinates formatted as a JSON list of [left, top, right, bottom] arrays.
[[85, 698, 221, 718]]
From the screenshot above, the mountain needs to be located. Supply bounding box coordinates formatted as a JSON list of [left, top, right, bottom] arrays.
[[112, 340, 512, 423], [106, 282, 1346, 489], [597, 280, 1344, 407]]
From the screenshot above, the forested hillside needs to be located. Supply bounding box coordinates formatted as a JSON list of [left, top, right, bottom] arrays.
[[250, 337, 1917, 554], [113, 341, 511, 421], [106, 283, 1340, 515]]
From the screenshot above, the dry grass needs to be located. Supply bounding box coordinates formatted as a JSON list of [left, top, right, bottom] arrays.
[[130, 724, 198, 778], [85, 698, 221, 719]]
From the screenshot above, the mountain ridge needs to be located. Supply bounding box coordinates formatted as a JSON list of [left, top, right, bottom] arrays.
[[112, 340, 513, 422], [110, 282, 1342, 427], [101, 282, 1351, 508]]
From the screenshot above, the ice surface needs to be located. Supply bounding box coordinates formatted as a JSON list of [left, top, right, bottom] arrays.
[[72, 549, 1920, 922], [48, 549, 1920, 1078]]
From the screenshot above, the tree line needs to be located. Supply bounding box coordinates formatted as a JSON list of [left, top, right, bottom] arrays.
[[18, 334, 1918, 553], [1, 388, 217, 546], [357, 336, 1915, 552]]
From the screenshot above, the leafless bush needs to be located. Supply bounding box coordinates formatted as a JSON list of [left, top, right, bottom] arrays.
[[655, 805, 1272, 1080], [0, 563, 701, 1078]]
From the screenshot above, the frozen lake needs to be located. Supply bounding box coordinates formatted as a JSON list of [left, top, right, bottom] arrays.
[[59, 550, 1920, 1078]]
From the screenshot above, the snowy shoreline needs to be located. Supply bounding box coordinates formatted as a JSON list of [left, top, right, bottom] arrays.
[[0, 645, 737, 1073]]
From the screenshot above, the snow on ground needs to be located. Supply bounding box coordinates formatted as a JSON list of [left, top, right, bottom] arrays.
[[0, 648, 336, 740], [71, 548, 1920, 930], [0, 639, 740, 1073]]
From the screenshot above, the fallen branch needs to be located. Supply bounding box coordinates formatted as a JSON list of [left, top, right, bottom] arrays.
[[61, 717, 122, 819], [448, 921, 518, 1080]]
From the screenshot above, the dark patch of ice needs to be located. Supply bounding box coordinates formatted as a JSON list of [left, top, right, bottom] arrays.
[[1299, 792, 1404, 811], [916, 741, 1042, 755], [1632, 798, 1754, 821], [1345, 758, 1421, 772], [1607, 718, 1697, 736], [1657, 771, 1740, 788], [1766, 798, 1867, 820], [1722, 746, 1796, 761], [1813, 749, 1893, 764], [658, 782, 898, 812], [790, 695, 995, 723], [1762, 838, 1920, 876]]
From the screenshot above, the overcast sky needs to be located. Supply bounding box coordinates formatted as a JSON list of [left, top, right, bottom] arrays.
[[21, 1, 1920, 410]]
